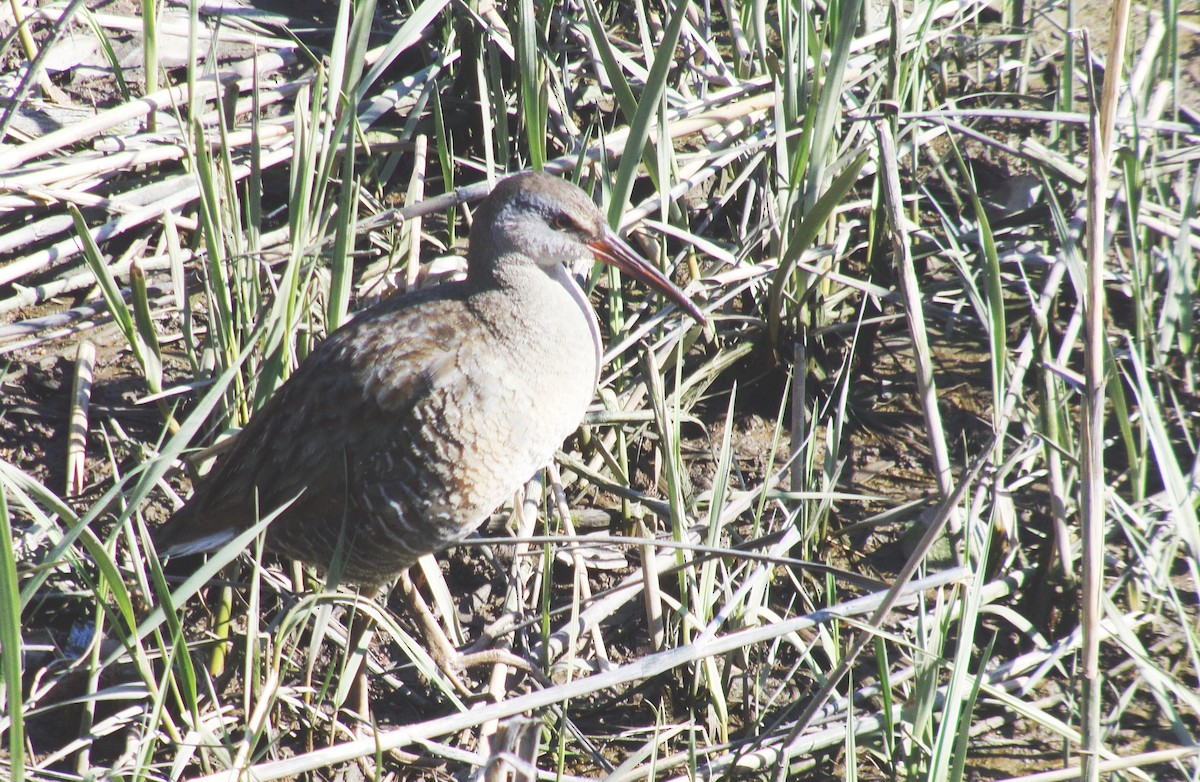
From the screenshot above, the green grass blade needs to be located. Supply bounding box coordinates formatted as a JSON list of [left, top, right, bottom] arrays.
[[801, 0, 862, 208], [129, 259, 164, 394], [767, 148, 868, 345], [0, 488, 25, 782], [516, 0, 546, 169], [70, 206, 146, 367], [606, 0, 691, 226], [78, 7, 131, 100]]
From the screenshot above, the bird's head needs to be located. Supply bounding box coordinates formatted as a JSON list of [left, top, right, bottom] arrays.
[[468, 172, 705, 324]]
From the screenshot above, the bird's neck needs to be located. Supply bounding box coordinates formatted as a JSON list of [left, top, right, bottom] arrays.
[[549, 263, 603, 382], [468, 259, 602, 382]]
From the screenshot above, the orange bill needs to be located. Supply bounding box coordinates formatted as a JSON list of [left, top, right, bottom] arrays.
[[587, 227, 707, 325]]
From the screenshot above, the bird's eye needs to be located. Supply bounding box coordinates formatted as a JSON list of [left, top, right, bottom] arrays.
[[549, 213, 575, 232]]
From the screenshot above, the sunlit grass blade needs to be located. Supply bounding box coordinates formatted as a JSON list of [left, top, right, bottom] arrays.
[[0, 488, 24, 782], [766, 148, 868, 346], [606, 0, 691, 226]]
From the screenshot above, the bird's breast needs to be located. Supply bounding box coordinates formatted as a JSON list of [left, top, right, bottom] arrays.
[[355, 267, 601, 549], [450, 267, 601, 494]]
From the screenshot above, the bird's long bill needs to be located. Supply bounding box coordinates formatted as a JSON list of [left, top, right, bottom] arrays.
[[588, 227, 706, 324]]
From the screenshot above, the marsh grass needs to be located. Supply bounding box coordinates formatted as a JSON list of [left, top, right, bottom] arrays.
[[1, 0, 1198, 779]]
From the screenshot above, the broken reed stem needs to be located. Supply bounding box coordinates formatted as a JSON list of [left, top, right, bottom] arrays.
[[1080, 0, 1131, 775], [66, 339, 96, 496]]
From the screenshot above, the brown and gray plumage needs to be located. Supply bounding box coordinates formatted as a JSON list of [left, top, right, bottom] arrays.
[[154, 172, 704, 587]]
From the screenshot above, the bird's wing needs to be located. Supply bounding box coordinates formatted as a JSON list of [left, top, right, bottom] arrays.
[[153, 289, 472, 557]]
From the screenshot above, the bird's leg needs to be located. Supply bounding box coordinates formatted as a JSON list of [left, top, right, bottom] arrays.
[[343, 588, 380, 720], [397, 571, 530, 695], [397, 570, 474, 694]]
